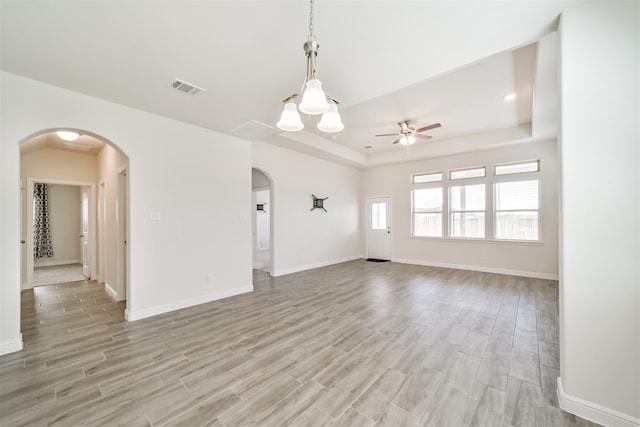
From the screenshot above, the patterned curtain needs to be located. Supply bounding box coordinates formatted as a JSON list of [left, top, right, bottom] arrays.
[[33, 183, 54, 258]]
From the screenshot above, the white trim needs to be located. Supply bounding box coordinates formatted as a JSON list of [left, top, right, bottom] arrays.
[[34, 259, 81, 267], [272, 256, 363, 277], [0, 334, 23, 356], [125, 284, 254, 322], [393, 257, 559, 280], [366, 195, 393, 261], [557, 378, 640, 427], [104, 283, 118, 300]]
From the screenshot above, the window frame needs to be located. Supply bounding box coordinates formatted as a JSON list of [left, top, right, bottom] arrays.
[[411, 186, 444, 237], [448, 182, 486, 239], [493, 178, 541, 242], [412, 171, 443, 184], [494, 160, 540, 176], [449, 166, 486, 181]]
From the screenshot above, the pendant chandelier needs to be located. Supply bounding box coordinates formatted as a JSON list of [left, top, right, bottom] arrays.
[[277, 0, 343, 133]]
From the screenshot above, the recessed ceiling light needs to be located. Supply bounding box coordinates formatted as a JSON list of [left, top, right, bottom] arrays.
[[56, 131, 79, 141], [504, 93, 517, 101]]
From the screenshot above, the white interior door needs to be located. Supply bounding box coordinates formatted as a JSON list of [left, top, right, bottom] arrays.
[[81, 187, 90, 278], [367, 197, 392, 260]]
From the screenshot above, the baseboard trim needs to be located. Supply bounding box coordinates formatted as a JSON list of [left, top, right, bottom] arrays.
[[34, 259, 81, 268], [104, 283, 117, 300], [0, 335, 23, 356], [125, 284, 254, 322], [392, 257, 559, 280], [272, 255, 364, 277], [557, 378, 640, 427]]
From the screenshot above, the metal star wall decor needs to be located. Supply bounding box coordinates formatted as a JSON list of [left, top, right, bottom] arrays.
[[311, 194, 328, 212]]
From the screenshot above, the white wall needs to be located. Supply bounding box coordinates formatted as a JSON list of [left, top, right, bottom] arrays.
[[362, 140, 559, 279], [1, 71, 253, 354], [558, 2, 640, 425], [253, 140, 362, 276], [33, 184, 82, 267]]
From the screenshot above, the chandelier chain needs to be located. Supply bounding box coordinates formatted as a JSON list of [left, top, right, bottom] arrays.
[[308, 0, 315, 41]]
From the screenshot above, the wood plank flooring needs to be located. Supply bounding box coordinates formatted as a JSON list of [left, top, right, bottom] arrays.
[[0, 260, 601, 426]]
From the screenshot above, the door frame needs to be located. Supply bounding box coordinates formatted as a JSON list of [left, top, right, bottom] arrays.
[[365, 195, 393, 261], [251, 168, 274, 276], [116, 165, 129, 303], [25, 177, 96, 289], [252, 187, 271, 273]]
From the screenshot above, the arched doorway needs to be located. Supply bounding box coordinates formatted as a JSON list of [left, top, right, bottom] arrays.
[[20, 129, 130, 305], [251, 168, 273, 275]]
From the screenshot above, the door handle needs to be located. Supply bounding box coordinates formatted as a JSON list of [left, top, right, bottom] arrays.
[[20, 240, 25, 244], [79, 234, 84, 238]]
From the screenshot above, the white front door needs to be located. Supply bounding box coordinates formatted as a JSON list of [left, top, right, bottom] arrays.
[[81, 187, 90, 278], [367, 197, 391, 260]]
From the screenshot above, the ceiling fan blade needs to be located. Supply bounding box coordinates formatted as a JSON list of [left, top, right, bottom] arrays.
[[375, 133, 399, 137], [416, 123, 442, 133], [414, 134, 433, 141], [392, 138, 402, 144]]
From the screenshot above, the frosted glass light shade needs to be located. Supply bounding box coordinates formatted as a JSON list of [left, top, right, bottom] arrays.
[[399, 134, 416, 145], [56, 131, 79, 141], [317, 104, 344, 133], [277, 102, 304, 131], [299, 79, 330, 115]]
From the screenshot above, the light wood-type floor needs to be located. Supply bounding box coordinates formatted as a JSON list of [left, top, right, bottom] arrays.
[[0, 260, 601, 426], [33, 263, 87, 287]]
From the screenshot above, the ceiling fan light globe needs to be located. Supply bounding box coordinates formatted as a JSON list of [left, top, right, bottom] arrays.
[[299, 79, 330, 115], [277, 102, 304, 131], [399, 135, 408, 145], [407, 134, 416, 145], [317, 104, 344, 133]]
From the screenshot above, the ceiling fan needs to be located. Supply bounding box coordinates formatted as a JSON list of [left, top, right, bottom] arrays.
[[375, 120, 442, 145]]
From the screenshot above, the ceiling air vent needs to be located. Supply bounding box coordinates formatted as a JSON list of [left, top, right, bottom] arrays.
[[171, 79, 204, 95]]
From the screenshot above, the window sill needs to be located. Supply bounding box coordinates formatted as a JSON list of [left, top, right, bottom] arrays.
[[410, 236, 545, 245]]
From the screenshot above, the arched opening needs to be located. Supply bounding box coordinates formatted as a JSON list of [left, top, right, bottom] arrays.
[[251, 168, 273, 275], [19, 129, 130, 314]]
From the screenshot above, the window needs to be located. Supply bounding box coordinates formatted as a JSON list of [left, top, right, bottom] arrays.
[[450, 184, 485, 238], [495, 160, 539, 176], [371, 202, 387, 230], [412, 172, 443, 184], [495, 180, 539, 240], [412, 188, 443, 237], [450, 167, 485, 180]]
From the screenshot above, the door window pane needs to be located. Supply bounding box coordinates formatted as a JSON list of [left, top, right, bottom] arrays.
[[371, 202, 386, 230]]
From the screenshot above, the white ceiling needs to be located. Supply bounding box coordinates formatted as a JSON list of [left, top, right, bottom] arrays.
[[21, 132, 106, 156], [1, 1, 571, 167]]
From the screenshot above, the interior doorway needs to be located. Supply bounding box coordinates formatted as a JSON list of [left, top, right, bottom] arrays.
[[25, 179, 95, 288], [31, 183, 89, 286], [20, 129, 130, 305], [252, 168, 273, 274]]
